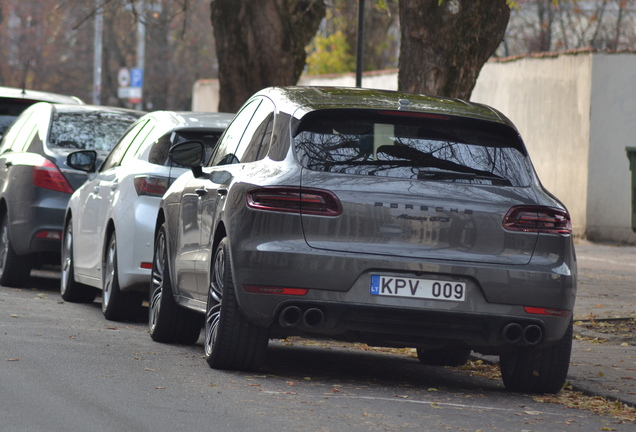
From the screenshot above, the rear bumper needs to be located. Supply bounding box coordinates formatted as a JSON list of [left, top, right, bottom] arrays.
[[265, 300, 571, 353], [112, 195, 159, 292], [9, 194, 68, 256], [231, 237, 575, 352]]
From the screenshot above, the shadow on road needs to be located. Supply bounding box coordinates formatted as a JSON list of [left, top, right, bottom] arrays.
[[262, 340, 504, 394], [20, 272, 506, 394]]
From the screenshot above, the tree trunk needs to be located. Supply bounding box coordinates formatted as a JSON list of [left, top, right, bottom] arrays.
[[211, 0, 326, 112], [398, 0, 510, 100]]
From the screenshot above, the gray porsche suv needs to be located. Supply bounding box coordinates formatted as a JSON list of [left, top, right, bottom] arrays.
[[149, 86, 576, 394]]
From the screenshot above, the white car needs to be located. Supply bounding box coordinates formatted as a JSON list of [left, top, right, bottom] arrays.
[[61, 111, 233, 321]]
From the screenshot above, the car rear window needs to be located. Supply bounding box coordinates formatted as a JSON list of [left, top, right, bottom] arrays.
[[147, 130, 224, 166], [0, 99, 37, 137], [293, 109, 534, 187], [50, 110, 141, 152]]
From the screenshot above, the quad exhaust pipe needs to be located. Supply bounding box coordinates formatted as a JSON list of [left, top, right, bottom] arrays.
[[502, 322, 543, 346], [278, 306, 303, 327], [278, 306, 325, 329]]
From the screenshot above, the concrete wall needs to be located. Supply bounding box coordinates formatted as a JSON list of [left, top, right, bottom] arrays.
[[587, 54, 636, 244], [192, 79, 220, 112], [297, 69, 398, 91]]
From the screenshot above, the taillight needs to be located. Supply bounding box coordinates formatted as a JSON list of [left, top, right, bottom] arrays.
[[133, 176, 169, 197], [524, 306, 571, 318], [503, 206, 572, 235], [33, 160, 73, 194], [246, 187, 342, 216], [35, 230, 62, 240]]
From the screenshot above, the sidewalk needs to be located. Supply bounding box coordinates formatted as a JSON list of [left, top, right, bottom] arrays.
[[565, 241, 636, 406]]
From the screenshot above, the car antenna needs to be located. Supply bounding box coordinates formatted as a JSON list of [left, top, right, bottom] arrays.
[[21, 60, 30, 96]]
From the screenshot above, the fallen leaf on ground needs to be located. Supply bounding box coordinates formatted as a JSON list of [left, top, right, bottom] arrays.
[[534, 390, 636, 422]]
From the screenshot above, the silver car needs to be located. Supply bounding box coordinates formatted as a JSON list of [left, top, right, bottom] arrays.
[[62, 111, 233, 322], [149, 87, 576, 394]]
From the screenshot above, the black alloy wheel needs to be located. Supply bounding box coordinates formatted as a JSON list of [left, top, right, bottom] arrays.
[[0, 212, 31, 288], [204, 237, 268, 371], [148, 224, 201, 344]]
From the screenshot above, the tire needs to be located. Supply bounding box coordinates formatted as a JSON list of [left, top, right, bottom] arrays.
[[0, 213, 32, 288], [60, 219, 97, 303], [500, 320, 573, 394], [416, 347, 471, 366], [148, 224, 202, 344], [102, 232, 143, 322], [204, 237, 269, 371]]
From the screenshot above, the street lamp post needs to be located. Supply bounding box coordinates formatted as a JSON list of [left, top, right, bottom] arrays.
[[93, 1, 103, 105], [356, 0, 365, 88]]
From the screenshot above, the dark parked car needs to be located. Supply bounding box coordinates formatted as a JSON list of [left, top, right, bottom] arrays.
[[0, 102, 142, 287], [149, 87, 576, 394], [0, 86, 83, 138], [62, 111, 233, 322]]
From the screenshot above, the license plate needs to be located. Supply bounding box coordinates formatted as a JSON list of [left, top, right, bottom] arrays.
[[370, 275, 466, 302]]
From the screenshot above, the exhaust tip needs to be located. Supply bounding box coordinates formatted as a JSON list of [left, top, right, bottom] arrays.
[[523, 324, 543, 346], [502, 323, 523, 344], [302, 308, 325, 328], [278, 306, 302, 328]]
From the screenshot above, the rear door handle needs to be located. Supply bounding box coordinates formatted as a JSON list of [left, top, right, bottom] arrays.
[[195, 188, 208, 197]]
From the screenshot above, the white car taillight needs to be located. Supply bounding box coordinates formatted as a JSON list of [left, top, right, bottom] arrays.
[[133, 176, 169, 197]]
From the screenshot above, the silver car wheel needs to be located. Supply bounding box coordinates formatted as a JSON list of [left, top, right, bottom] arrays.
[[0, 216, 10, 276], [204, 245, 224, 358], [102, 236, 116, 314], [59, 218, 96, 303], [60, 225, 73, 296]]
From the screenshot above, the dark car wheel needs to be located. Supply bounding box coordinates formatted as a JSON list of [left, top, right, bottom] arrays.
[[204, 237, 269, 371], [500, 320, 573, 394], [0, 213, 32, 288], [416, 347, 472, 366], [149, 224, 202, 344], [102, 232, 143, 322], [61, 219, 97, 303]]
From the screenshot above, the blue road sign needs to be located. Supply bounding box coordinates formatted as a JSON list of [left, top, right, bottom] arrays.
[[130, 68, 144, 88]]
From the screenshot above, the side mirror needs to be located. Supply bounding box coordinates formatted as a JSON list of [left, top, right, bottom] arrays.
[[67, 150, 97, 172], [169, 140, 205, 177]]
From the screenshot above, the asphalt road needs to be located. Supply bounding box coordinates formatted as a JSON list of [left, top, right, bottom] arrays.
[[0, 274, 632, 432]]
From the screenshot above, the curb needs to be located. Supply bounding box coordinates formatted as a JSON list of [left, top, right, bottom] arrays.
[[469, 328, 636, 409]]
